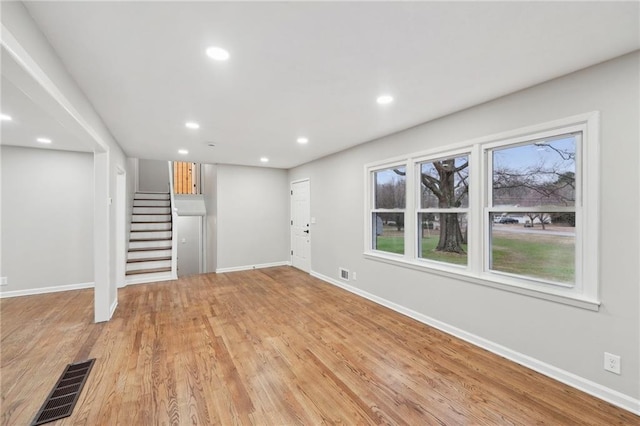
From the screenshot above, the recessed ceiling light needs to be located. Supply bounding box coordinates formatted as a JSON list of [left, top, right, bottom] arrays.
[[0, 113, 12, 121], [376, 95, 394, 105], [178, 149, 189, 155], [260, 157, 269, 163], [206, 46, 230, 61], [185, 121, 200, 129], [37, 137, 52, 144], [297, 137, 309, 144]]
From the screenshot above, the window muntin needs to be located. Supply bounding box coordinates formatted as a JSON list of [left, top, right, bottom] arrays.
[[417, 154, 469, 266], [371, 166, 406, 255]]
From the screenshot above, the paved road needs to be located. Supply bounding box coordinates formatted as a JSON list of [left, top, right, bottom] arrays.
[[492, 224, 575, 237]]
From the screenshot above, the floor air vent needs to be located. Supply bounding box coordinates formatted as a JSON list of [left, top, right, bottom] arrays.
[[339, 267, 349, 281], [31, 359, 95, 426]]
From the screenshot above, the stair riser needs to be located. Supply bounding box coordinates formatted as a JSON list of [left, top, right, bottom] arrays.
[[130, 230, 172, 240], [129, 240, 172, 249], [127, 260, 172, 272], [135, 193, 170, 200], [133, 199, 170, 207], [131, 222, 172, 231], [133, 207, 171, 215], [127, 249, 172, 260], [132, 214, 171, 223]]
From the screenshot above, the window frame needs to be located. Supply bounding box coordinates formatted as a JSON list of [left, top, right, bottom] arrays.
[[414, 149, 472, 269], [368, 161, 409, 257], [364, 112, 600, 310]]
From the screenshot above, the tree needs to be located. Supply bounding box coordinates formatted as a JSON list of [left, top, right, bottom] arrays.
[[524, 212, 551, 229], [395, 157, 469, 254], [493, 139, 576, 230], [375, 173, 406, 231]]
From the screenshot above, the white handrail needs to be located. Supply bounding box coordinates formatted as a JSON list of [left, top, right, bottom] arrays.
[[168, 161, 178, 280]]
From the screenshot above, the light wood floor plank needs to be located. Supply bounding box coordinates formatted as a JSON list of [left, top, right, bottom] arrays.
[[1, 266, 638, 425]]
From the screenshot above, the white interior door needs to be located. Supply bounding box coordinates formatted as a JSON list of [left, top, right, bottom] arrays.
[[291, 179, 311, 272]]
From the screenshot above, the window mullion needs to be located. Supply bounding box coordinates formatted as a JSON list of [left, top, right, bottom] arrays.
[[404, 160, 415, 260], [469, 144, 483, 274]]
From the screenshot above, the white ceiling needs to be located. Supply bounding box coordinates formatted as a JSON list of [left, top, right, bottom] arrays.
[[13, 1, 640, 169], [1, 47, 93, 153]]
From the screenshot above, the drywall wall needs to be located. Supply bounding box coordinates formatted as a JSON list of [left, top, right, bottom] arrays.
[[2, 2, 130, 320], [216, 164, 289, 270], [139, 159, 170, 193], [0, 146, 94, 292], [201, 164, 217, 272], [289, 52, 640, 404]]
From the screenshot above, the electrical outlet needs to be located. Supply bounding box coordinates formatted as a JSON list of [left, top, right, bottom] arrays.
[[604, 352, 621, 374], [352, 272, 357, 281], [0, 277, 7, 286]]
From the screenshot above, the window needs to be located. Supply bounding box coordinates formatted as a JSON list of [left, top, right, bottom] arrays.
[[417, 154, 469, 266], [365, 113, 600, 309], [371, 165, 406, 255], [488, 135, 577, 284]]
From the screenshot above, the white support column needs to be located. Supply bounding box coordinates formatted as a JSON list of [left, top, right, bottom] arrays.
[[94, 151, 111, 322]]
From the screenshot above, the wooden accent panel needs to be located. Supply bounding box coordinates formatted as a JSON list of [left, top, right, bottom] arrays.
[[1, 268, 638, 425], [173, 161, 193, 194]]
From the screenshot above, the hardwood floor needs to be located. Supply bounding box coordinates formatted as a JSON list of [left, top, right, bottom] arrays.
[[1, 267, 637, 425]]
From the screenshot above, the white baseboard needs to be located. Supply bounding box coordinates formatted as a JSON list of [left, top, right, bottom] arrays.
[[0, 281, 94, 298], [216, 261, 291, 274], [109, 299, 118, 319], [311, 270, 640, 416]]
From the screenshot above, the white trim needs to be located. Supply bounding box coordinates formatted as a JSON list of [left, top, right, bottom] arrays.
[[109, 299, 118, 319], [0, 282, 94, 298], [115, 167, 127, 289], [364, 252, 599, 310], [216, 261, 291, 274], [168, 161, 179, 280], [311, 270, 639, 416]]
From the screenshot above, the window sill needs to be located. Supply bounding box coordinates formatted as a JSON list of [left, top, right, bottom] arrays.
[[363, 252, 600, 311]]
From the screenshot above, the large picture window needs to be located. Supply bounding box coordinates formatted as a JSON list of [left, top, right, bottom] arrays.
[[365, 113, 600, 309]]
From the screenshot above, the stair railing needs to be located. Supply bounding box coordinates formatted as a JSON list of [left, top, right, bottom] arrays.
[[168, 161, 178, 280]]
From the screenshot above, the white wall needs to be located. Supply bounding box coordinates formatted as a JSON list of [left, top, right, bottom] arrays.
[[138, 159, 169, 193], [202, 164, 217, 272], [216, 165, 289, 271], [2, 2, 130, 320], [289, 52, 640, 405], [1, 146, 93, 292]]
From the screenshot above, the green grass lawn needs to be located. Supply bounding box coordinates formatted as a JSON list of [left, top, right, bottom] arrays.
[[491, 235, 574, 283], [376, 233, 574, 283]]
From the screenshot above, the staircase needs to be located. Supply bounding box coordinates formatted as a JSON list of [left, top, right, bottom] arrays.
[[126, 192, 174, 284]]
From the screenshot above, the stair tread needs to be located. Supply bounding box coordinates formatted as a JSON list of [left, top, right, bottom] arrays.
[[128, 247, 172, 252], [127, 256, 172, 264], [130, 229, 172, 232], [126, 267, 172, 276], [131, 221, 172, 224]]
